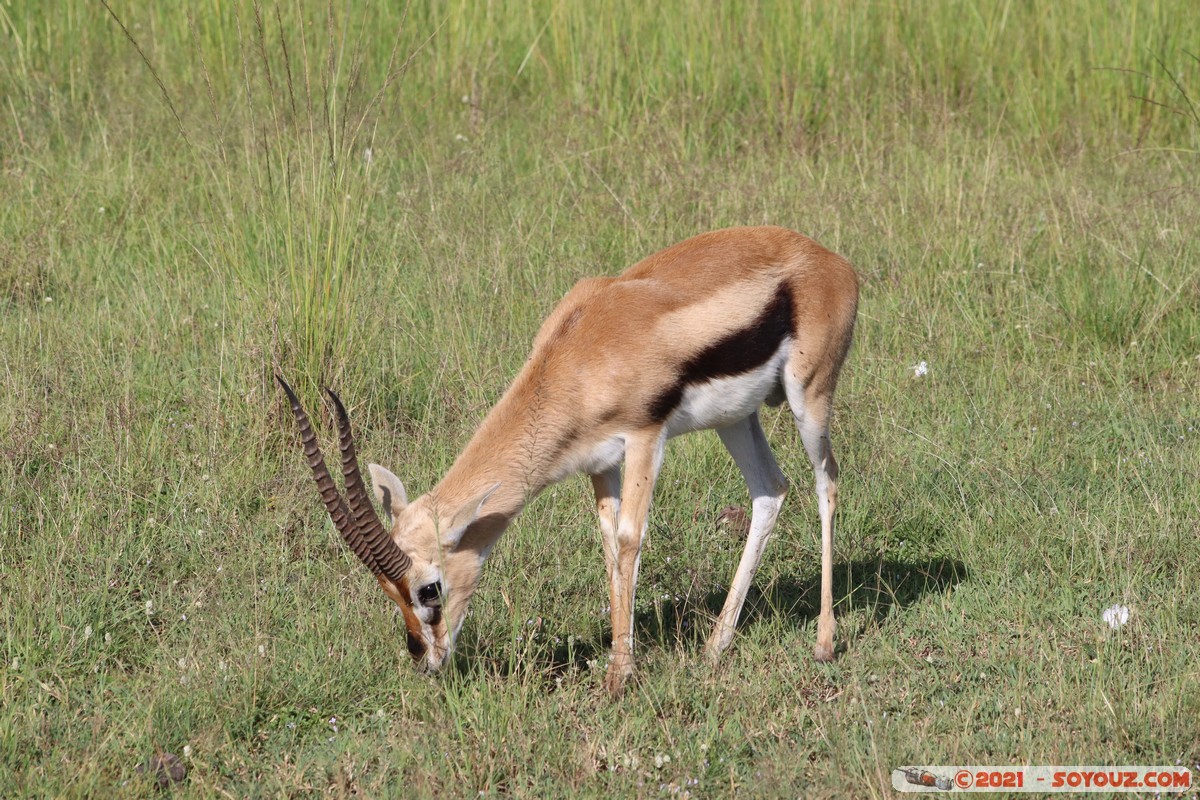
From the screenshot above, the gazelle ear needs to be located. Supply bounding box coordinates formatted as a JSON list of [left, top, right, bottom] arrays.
[[368, 464, 408, 523], [440, 482, 502, 547]]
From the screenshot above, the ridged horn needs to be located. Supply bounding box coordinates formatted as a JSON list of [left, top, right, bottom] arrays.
[[276, 374, 382, 577], [325, 388, 413, 584]]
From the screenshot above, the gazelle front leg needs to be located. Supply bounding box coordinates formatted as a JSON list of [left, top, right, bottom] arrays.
[[605, 429, 666, 696], [590, 466, 621, 581]]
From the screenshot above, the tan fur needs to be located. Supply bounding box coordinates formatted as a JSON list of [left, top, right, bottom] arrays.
[[371, 226, 858, 691]]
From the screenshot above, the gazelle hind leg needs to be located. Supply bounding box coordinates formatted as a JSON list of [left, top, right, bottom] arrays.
[[705, 413, 789, 663], [783, 373, 839, 662]]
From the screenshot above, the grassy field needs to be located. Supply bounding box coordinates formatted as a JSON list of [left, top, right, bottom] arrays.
[[2, 1, 1199, 796]]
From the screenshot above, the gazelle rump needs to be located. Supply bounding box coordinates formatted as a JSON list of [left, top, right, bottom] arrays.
[[279, 225, 858, 694]]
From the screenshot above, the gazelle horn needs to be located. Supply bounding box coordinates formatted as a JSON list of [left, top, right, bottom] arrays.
[[325, 387, 413, 583], [276, 375, 406, 583]]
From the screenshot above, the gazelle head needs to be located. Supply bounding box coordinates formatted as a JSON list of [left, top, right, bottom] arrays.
[[277, 376, 497, 673]]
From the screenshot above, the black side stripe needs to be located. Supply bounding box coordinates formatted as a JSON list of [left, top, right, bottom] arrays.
[[648, 283, 794, 422]]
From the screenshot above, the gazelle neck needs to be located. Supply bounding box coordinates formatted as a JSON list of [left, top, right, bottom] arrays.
[[429, 366, 567, 550]]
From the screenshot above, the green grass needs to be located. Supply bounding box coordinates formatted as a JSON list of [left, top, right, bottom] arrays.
[[2, 1, 1199, 796]]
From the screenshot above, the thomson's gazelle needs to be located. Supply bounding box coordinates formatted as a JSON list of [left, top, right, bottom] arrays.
[[279, 225, 858, 694]]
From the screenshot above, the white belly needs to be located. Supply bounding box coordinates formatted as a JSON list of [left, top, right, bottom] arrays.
[[560, 339, 790, 479], [664, 339, 791, 437], [574, 436, 627, 476]]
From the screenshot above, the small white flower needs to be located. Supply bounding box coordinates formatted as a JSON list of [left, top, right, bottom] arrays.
[[182, 745, 193, 759], [145, 600, 155, 616], [912, 360, 929, 378], [257, 644, 266, 656], [454, 133, 468, 142], [104, 632, 112, 644], [84, 625, 93, 640], [178, 658, 187, 669], [1102, 604, 1130, 629]]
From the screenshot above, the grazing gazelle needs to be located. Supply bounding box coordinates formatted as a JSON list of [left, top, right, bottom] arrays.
[[279, 225, 858, 694]]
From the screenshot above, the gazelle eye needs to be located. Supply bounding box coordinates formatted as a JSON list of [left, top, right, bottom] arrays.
[[417, 581, 441, 607]]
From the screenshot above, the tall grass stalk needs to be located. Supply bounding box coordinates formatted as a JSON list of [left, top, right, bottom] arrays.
[[206, 2, 419, 397], [104, 1, 418, 397]]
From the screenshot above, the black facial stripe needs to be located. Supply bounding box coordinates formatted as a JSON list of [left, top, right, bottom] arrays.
[[405, 630, 425, 658], [649, 283, 795, 421]]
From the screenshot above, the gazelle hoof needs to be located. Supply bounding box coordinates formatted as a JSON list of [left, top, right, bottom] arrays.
[[605, 667, 631, 697]]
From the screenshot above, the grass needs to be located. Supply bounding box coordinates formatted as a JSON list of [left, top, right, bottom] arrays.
[[2, 1, 1199, 796]]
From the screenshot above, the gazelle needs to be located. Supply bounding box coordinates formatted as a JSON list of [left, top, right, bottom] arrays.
[[278, 225, 858, 695]]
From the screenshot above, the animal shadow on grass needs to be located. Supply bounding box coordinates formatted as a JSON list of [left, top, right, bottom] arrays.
[[450, 555, 967, 688], [635, 555, 969, 657]]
